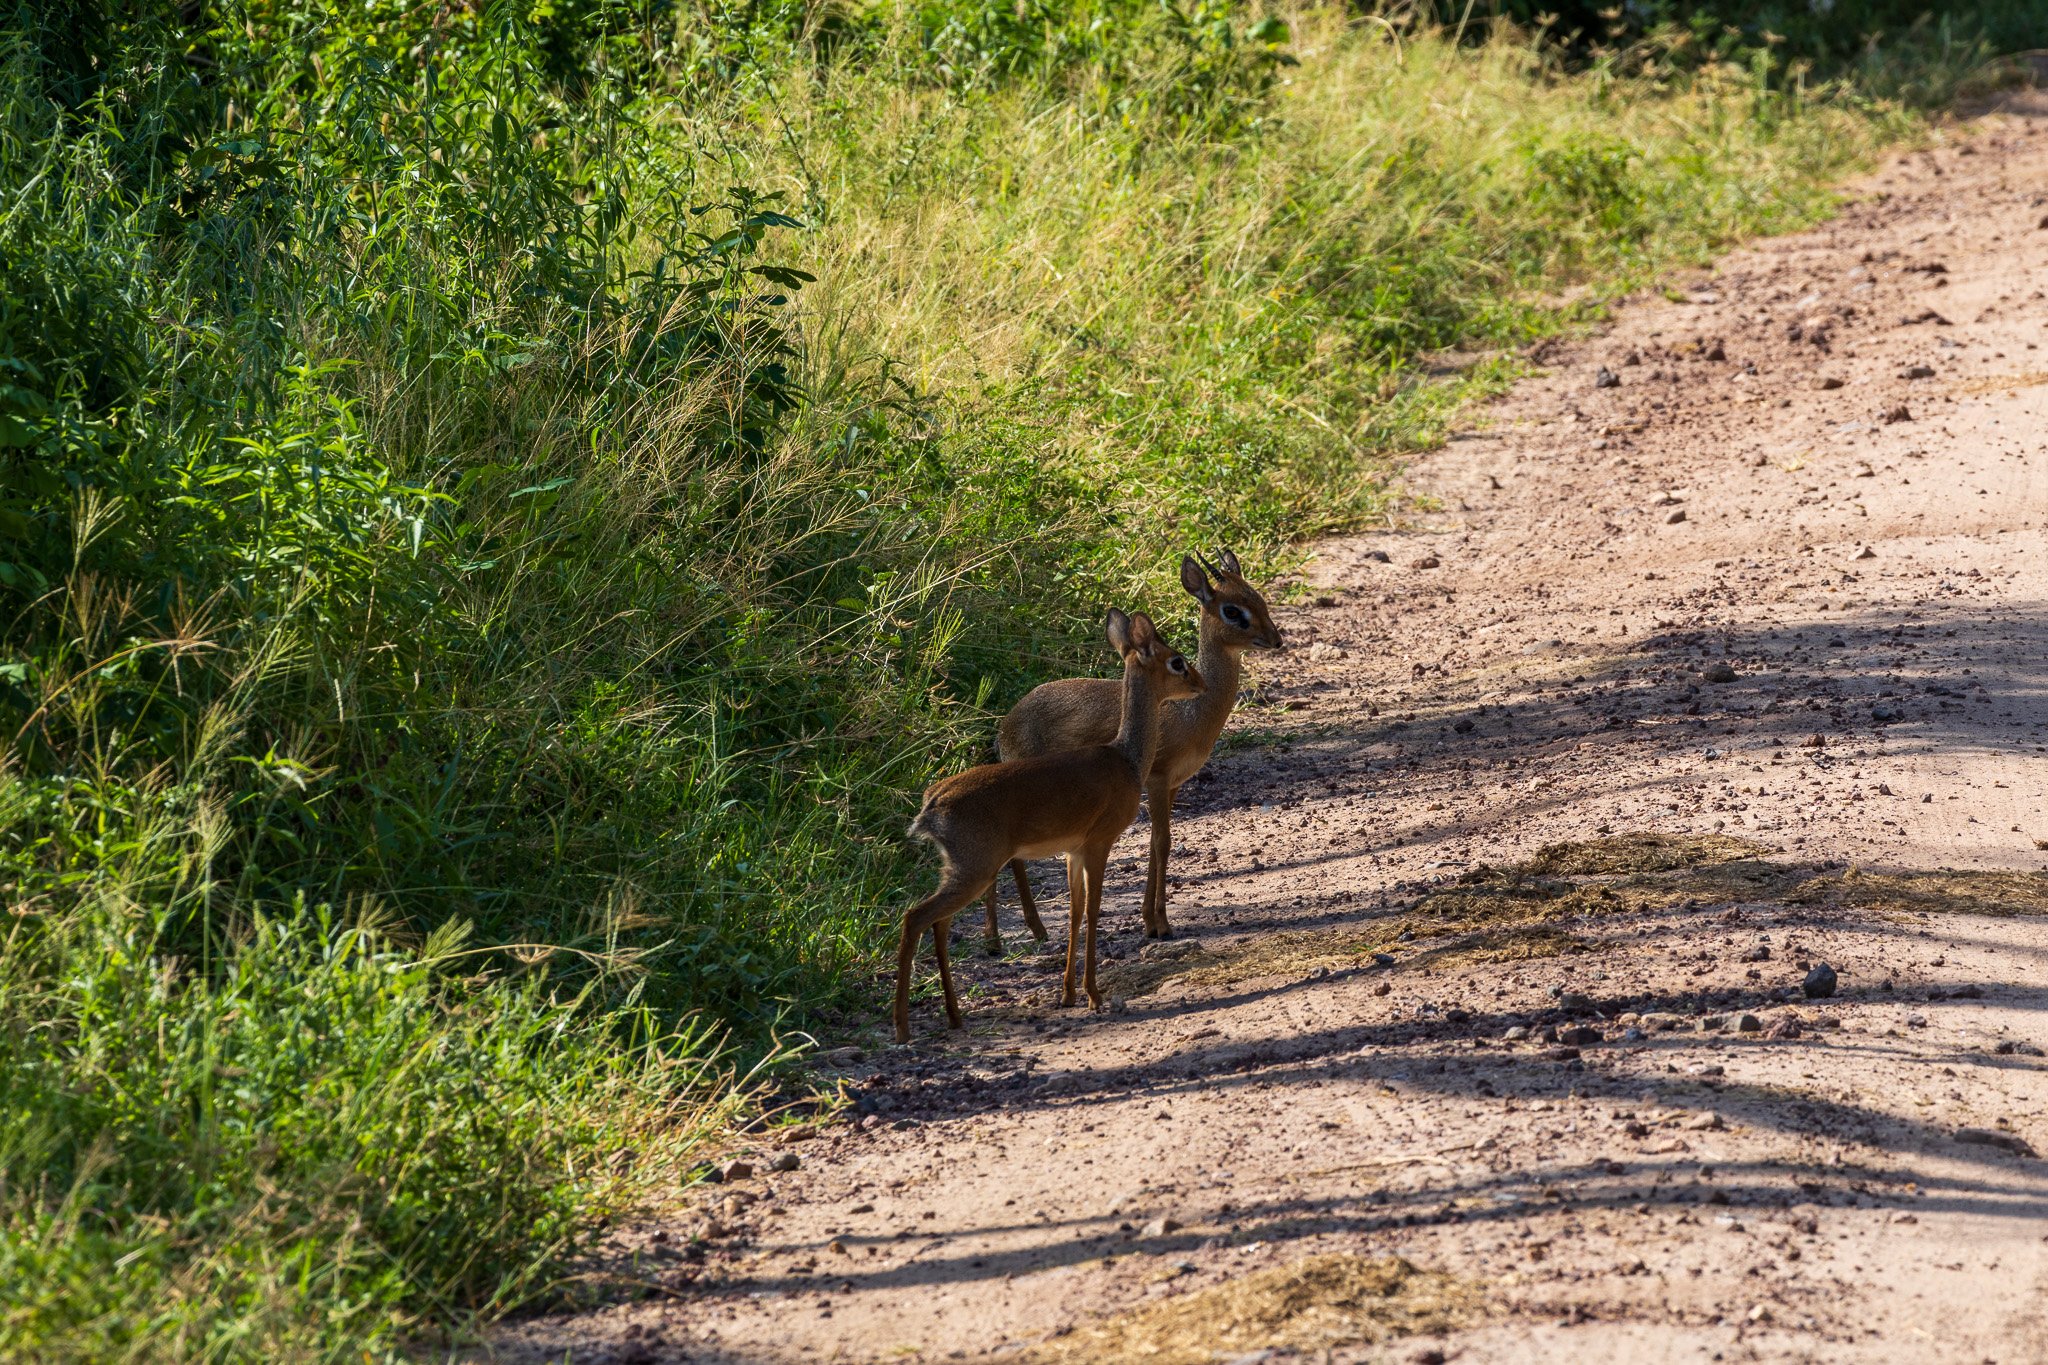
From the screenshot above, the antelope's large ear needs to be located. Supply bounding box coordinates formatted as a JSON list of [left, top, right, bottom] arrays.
[[1217, 547, 1243, 578], [1179, 555, 1215, 604], [1104, 607, 1134, 657], [1126, 611, 1159, 651]]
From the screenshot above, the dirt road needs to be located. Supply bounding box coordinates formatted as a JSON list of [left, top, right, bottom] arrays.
[[498, 96, 2048, 1364]]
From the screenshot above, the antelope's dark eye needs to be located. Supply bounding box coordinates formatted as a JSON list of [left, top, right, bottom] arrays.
[[1168, 656, 1186, 673], [1222, 604, 1249, 627]]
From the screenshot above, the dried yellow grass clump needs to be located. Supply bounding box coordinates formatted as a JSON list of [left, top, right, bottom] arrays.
[[1525, 832, 1775, 876], [1028, 1254, 1479, 1363]]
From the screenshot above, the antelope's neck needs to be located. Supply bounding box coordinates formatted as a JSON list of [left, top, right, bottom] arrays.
[[1190, 622, 1247, 734], [1113, 661, 1166, 779]]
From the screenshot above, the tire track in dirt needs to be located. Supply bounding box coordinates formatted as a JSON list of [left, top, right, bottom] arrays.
[[493, 94, 2048, 1365]]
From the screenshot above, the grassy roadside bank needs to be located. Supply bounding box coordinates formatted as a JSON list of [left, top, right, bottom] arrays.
[[0, 0, 2006, 1354]]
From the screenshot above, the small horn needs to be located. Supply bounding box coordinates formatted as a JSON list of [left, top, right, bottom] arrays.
[[1194, 550, 1223, 581]]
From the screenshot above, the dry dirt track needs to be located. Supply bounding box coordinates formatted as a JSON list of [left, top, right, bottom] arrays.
[[495, 95, 2048, 1364]]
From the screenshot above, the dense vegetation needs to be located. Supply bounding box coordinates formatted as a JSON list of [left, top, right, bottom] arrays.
[[0, 0, 2033, 1355]]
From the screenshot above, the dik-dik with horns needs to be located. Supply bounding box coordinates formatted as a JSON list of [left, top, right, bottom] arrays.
[[895, 610, 1201, 1043], [988, 550, 1282, 945]]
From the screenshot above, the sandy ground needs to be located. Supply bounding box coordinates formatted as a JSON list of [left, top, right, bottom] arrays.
[[491, 96, 2048, 1364]]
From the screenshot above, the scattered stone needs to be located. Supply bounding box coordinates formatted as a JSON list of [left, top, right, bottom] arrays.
[[1703, 660, 1737, 684], [1642, 1013, 1685, 1031], [1699, 1015, 1727, 1033], [1141, 939, 1201, 962], [1595, 366, 1621, 388], [859, 1113, 884, 1132], [1740, 945, 1770, 963], [1900, 309, 1950, 325], [1852, 462, 1876, 478], [1373, 952, 1397, 968], [1956, 1127, 2037, 1157], [1732, 1013, 1762, 1034], [1813, 375, 1844, 390], [1905, 1014, 1929, 1029], [826, 1046, 866, 1066], [1898, 364, 1935, 380], [1871, 704, 1900, 723], [1414, 554, 1441, 570], [1503, 1026, 1530, 1041], [1559, 1025, 1603, 1045], [1364, 549, 1391, 563], [1877, 783, 1893, 795], [1703, 339, 1726, 361], [1685, 1112, 1725, 1131], [1620, 1027, 1646, 1043], [1881, 403, 1913, 424], [828, 1238, 849, 1255], [1140, 1215, 1183, 1237], [717, 1160, 755, 1182], [1855, 545, 1877, 559], [1922, 792, 1934, 803], [768, 1152, 801, 1173], [1994, 1040, 2045, 1057], [1307, 640, 1348, 662], [1543, 1046, 1583, 1062], [1665, 508, 1688, 525], [1765, 1017, 1803, 1040], [1801, 734, 1826, 749], [1803, 963, 1839, 998]]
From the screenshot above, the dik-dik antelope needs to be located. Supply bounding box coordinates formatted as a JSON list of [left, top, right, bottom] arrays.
[[895, 610, 1202, 1043], [987, 551, 1282, 944]]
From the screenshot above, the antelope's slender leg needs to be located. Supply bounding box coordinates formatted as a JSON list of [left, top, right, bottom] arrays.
[[1060, 853, 1087, 1007], [931, 921, 963, 1029]]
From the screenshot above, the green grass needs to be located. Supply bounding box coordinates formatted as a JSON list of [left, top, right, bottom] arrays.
[[0, 0, 2024, 1355]]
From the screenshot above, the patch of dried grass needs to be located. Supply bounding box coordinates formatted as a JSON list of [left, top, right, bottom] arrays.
[[1788, 867, 2048, 918], [1103, 839, 2048, 1005], [1104, 931, 1379, 999], [1526, 832, 1775, 876], [1025, 1255, 1478, 1364], [1419, 924, 1589, 970]]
